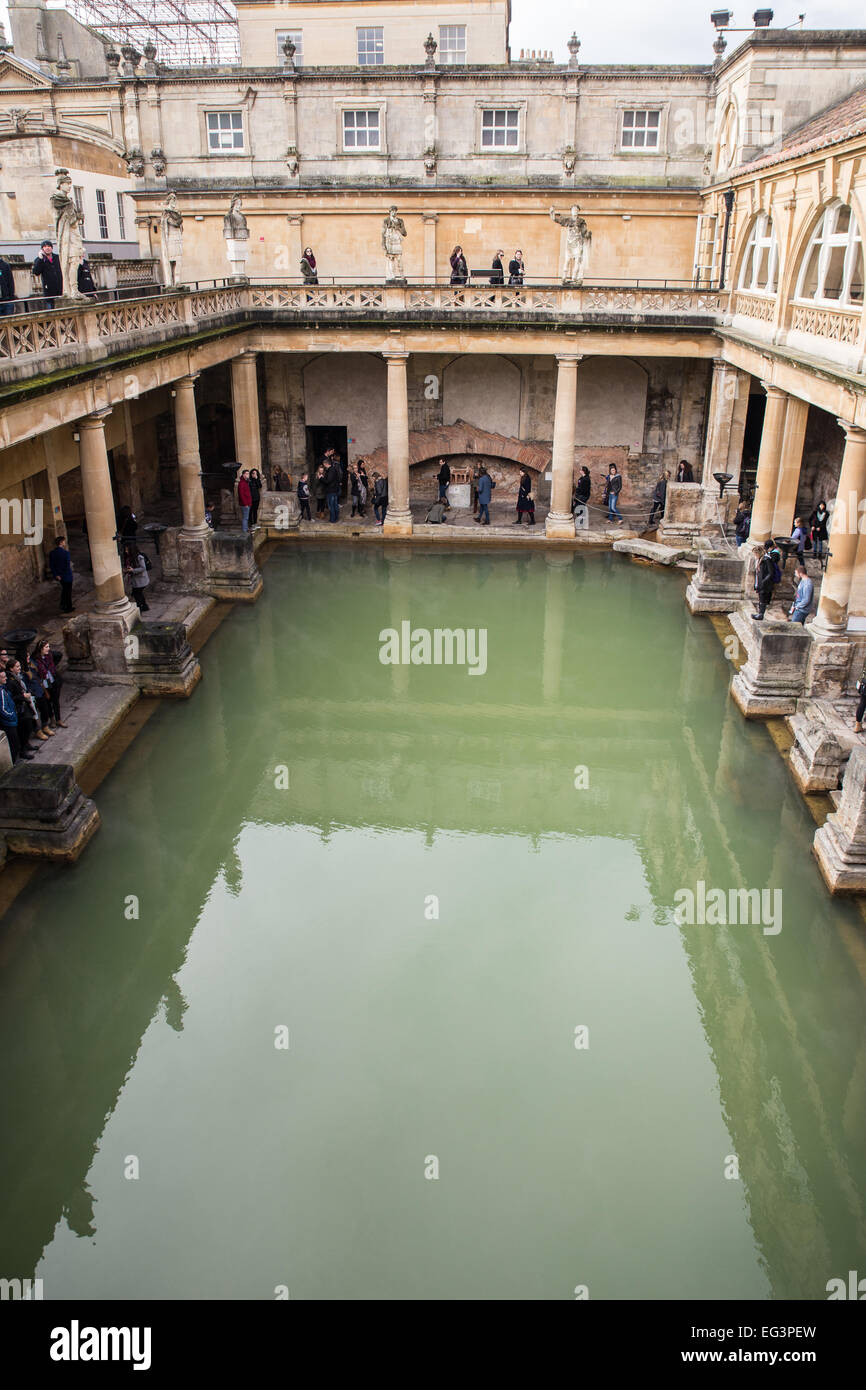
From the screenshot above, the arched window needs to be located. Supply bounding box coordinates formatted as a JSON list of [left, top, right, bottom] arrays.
[[795, 203, 864, 307], [739, 213, 779, 294], [717, 103, 738, 171]]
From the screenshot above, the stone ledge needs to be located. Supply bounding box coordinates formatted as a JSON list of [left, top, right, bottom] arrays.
[[612, 538, 688, 566]]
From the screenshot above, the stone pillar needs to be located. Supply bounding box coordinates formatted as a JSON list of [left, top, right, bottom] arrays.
[[545, 354, 580, 539], [287, 215, 304, 274], [231, 351, 263, 473], [174, 375, 209, 537], [383, 350, 413, 537], [749, 384, 787, 544], [78, 411, 136, 616], [685, 549, 746, 613], [701, 358, 744, 490], [814, 745, 866, 893], [423, 213, 438, 283], [810, 423, 866, 639], [770, 394, 808, 537]]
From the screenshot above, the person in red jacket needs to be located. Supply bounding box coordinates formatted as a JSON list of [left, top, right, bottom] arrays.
[[237, 469, 252, 533]]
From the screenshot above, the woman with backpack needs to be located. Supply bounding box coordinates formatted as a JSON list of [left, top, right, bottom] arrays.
[[752, 539, 782, 621], [124, 541, 151, 613]]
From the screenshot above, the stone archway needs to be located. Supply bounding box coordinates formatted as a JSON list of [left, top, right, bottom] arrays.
[[364, 420, 551, 503]]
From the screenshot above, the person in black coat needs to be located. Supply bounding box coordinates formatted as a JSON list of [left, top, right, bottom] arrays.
[[32, 240, 63, 306], [752, 539, 781, 621], [449, 246, 468, 285], [508, 250, 525, 285], [514, 470, 536, 525], [437, 458, 451, 503], [0, 257, 16, 315], [648, 470, 669, 527], [675, 459, 694, 483], [489, 251, 505, 286], [77, 258, 97, 295], [248, 468, 263, 527]]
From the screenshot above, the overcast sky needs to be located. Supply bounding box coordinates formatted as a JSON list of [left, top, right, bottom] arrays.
[[510, 0, 863, 64]]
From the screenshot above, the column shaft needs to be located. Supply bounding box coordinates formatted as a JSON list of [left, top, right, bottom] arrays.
[[78, 412, 127, 609], [174, 376, 208, 536], [770, 395, 808, 537], [545, 354, 580, 538], [383, 351, 412, 537], [231, 352, 263, 473], [812, 424, 866, 637], [749, 385, 787, 543]]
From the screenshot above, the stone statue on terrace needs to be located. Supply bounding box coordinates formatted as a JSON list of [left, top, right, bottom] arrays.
[[550, 204, 591, 285], [382, 205, 407, 282], [223, 194, 250, 278], [50, 168, 86, 301], [160, 192, 184, 287]]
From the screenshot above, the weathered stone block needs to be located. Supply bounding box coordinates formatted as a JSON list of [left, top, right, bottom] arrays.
[[0, 730, 13, 777], [806, 638, 853, 700], [814, 746, 866, 893], [208, 531, 263, 602], [0, 762, 99, 861], [730, 621, 811, 718], [685, 550, 746, 613], [259, 489, 299, 531], [129, 621, 201, 697], [613, 538, 687, 566], [657, 482, 701, 544], [788, 716, 847, 793]]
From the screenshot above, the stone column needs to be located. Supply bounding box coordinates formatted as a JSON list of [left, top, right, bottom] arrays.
[[383, 350, 412, 537], [545, 353, 580, 539], [174, 374, 209, 537], [423, 213, 438, 283], [749, 384, 787, 543], [78, 411, 136, 615], [814, 745, 866, 893], [700, 358, 742, 489], [287, 215, 303, 275], [810, 422, 866, 638], [770, 394, 808, 537], [231, 351, 263, 473]]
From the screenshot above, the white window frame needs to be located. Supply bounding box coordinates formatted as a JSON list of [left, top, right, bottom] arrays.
[[439, 25, 466, 65], [357, 26, 384, 66], [478, 105, 523, 153], [95, 188, 109, 239], [338, 105, 385, 154], [116, 191, 127, 240], [620, 108, 662, 152], [72, 184, 85, 237], [276, 30, 303, 65], [738, 212, 779, 295], [794, 202, 864, 308], [204, 110, 246, 155]]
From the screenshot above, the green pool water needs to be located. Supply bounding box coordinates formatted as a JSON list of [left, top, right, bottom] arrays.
[[1, 544, 865, 1301]]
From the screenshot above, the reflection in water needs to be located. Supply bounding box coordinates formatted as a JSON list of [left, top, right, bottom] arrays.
[[0, 546, 864, 1300]]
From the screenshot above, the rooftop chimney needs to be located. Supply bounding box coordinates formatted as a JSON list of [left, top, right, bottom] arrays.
[[753, 8, 774, 24]]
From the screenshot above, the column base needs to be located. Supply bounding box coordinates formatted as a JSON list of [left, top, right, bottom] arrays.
[[729, 620, 812, 718], [545, 510, 576, 539], [130, 621, 202, 698], [180, 522, 213, 541], [383, 508, 413, 538], [0, 763, 100, 862], [806, 615, 847, 642], [207, 530, 263, 602], [685, 551, 746, 613]]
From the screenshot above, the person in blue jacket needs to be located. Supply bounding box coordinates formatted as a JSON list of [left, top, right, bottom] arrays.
[[0, 666, 33, 761], [475, 467, 495, 526]]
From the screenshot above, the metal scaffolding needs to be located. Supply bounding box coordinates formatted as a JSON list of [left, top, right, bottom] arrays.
[[64, 0, 241, 67]]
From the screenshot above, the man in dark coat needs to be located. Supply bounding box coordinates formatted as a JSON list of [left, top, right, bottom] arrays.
[[752, 539, 781, 621], [48, 535, 74, 612], [77, 259, 97, 295], [437, 458, 451, 504], [32, 240, 63, 306], [325, 453, 342, 523], [648, 471, 669, 527], [0, 257, 16, 315]]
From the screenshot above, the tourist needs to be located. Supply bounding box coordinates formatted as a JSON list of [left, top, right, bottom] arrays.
[[604, 464, 624, 524], [31, 637, 66, 728], [573, 465, 591, 510], [300, 247, 318, 284], [297, 472, 311, 521], [249, 468, 263, 527], [48, 534, 74, 612], [23, 655, 55, 737], [508, 250, 525, 285], [123, 542, 151, 612], [437, 458, 451, 504], [734, 502, 751, 546], [32, 240, 62, 307], [355, 459, 368, 516], [77, 258, 97, 296], [325, 453, 341, 523], [373, 472, 388, 524], [810, 499, 829, 561], [676, 459, 694, 483], [6, 659, 40, 750], [237, 469, 252, 533], [314, 463, 327, 517], [425, 499, 449, 524], [0, 255, 16, 315], [489, 250, 505, 285], [475, 466, 495, 525], [349, 464, 363, 517], [117, 505, 137, 539], [0, 667, 28, 761], [790, 515, 809, 564], [752, 538, 782, 620], [515, 470, 535, 525], [449, 246, 469, 284], [788, 563, 814, 625], [648, 470, 669, 527], [854, 659, 866, 734]]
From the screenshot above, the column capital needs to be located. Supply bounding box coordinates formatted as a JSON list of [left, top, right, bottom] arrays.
[[79, 409, 112, 430], [422, 212, 439, 223], [760, 380, 787, 399], [555, 352, 583, 365], [287, 214, 303, 226], [232, 349, 258, 365], [175, 373, 200, 389], [711, 355, 729, 370], [382, 349, 410, 362], [837, 420, 866, 443]]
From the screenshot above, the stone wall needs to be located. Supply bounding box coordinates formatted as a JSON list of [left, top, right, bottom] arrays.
[[796, 406, 846, 517]]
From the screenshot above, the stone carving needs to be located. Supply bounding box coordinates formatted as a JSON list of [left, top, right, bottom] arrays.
[[124, 146, 145, 175], [423, 146, 437, 174], [223, 194, 249, 278], [424, 33, 437, 67], [562, 145, 576, 176], [286, 145, 299, 176], [50, 167, 86, 300], [10, 107, 28, 133], [282, 36, 296, 69], [567, 33, 581, 69], [382, 205, 407, 282], [150, 146, 167, 176], [549, 204, 591, 284], [160, 191, 183, 287]]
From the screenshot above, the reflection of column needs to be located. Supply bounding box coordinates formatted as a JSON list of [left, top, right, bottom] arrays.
[[385, 546, 411, 697], [749, 384, 787, 543], [770, 394, 808, 537], [545, 353, 580, 538], [78, 411, 135, 613], [231, 351, 262, 472], [174, 374, 209, 537], [811, 423, 866, 638], [423, 213, 438, 283], [383, 350, 413, 537], [542, 552, 574, 702]]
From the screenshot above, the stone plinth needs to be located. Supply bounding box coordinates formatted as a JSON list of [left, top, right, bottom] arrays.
[[259, 490, 300, 531], [447, 483, 471, 510], [788, 716, 847, 794], [806, 637, 853, 700], [0, 763, 100, 861], [208, 531, 263, 602], [698, 488, 739, 539], [62, 604, 138, 681], [612, 538, 687, 566], [814, 746, 866, 893], [730, 621, 812, 718], [0, 732, 12, 776], [686, 550, 746, 613], [657, 482, 702, 544], [130, 622, 201, 697]]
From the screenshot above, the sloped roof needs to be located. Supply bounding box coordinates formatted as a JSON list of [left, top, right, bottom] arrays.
[[738, 84, 866, 174]]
